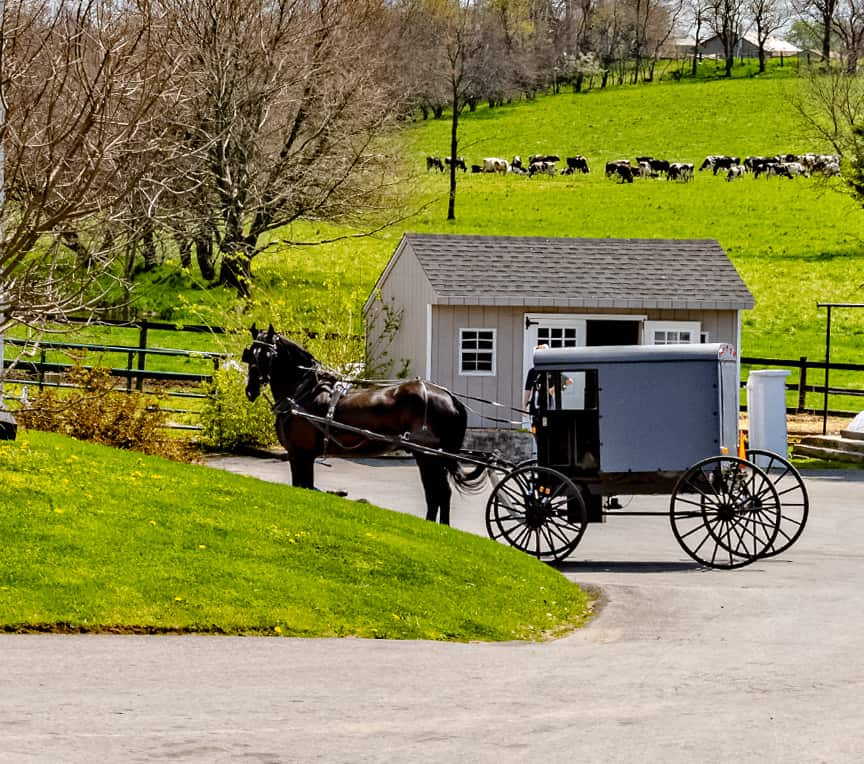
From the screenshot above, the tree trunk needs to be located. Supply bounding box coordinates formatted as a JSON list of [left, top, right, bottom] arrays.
[[195, 232, 216, 282], [759, 47, 766, 73], [822, 25, 832, 63], [141, 220, 158, 271], [447, 87, 459, 222], [218, 245, 253, 298], [175, 234, 192, 269]]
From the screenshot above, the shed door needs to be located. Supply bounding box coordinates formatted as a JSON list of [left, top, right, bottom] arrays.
[[523, 316, 587, 413]]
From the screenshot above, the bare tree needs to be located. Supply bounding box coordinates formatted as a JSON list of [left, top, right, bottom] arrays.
[[0, 0, 172, 332], [748, 0, 784, 72], [832, 0, 864, 72], [793, 0, 839, 61], [155, 0, 399, 297], [709, 0, 745, 75]]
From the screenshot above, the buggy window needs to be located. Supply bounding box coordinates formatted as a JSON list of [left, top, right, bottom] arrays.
[[543, 370, 598, 411]]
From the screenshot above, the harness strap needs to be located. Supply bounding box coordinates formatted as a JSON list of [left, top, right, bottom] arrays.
[[321, 381, 351, 460]]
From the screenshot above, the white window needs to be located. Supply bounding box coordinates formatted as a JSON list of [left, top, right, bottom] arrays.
[[459, 329, 496, 375], [643, 321, 702, 345]]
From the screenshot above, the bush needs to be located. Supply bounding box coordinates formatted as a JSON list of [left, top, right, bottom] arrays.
[[198, 364, 278, 451], [17, 365, 196, 462]]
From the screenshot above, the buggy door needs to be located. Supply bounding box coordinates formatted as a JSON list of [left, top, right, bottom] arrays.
[[535, 370, 600, 475]]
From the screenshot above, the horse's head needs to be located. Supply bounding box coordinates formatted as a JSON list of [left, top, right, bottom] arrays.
[[241, 323, 317, 402]]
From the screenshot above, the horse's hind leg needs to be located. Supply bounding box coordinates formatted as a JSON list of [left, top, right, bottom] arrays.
[[290, 455, 315, 490], [417, 456, 452, 525]]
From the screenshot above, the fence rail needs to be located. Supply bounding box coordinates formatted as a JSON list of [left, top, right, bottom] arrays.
[[741, 355, 864, 419], [3, 324, 862, 432], [1, 333, 229, 430]]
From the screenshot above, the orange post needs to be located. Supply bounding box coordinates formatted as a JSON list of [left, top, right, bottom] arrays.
[[738, 430, 747, 459]]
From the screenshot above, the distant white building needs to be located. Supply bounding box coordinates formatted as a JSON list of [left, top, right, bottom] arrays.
[[699, 33, 801, 59]]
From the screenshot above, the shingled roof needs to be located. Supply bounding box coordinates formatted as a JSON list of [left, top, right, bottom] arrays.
[[374, 234, 753, 310]]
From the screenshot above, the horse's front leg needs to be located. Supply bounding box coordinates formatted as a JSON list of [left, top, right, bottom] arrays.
[[416, 456, 451, 525], [290, 456, 316, 490]]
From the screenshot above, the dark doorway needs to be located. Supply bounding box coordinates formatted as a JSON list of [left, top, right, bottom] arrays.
[[586, 320, 640, 346]]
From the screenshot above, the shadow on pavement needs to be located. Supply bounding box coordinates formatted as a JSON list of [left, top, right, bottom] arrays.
[[555, 560, 703, 574]]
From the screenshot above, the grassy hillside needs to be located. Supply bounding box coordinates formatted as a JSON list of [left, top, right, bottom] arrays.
[[246, 77, 864, 372], [0, 430, 591, 639]]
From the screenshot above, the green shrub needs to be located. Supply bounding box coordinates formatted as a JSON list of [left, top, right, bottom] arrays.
[[198, 364, 278, 451], [17, 365, 195, 462]]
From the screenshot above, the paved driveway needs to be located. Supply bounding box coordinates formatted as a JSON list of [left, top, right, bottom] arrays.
[[1, 456, 863, 762]]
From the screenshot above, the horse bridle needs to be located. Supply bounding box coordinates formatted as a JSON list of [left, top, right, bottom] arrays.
[[245, 338, 278, 386]]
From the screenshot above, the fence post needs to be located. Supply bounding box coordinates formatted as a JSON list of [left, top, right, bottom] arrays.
[[38, 348, 46, 391], [797, 357, 807, 413], [126, 351, 134, 391], [137, 320, 149, 392]]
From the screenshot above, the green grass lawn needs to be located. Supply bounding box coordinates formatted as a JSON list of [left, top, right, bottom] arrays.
[[0, 430, 592, 640]]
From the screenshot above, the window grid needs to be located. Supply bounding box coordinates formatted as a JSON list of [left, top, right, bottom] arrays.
[[537, 326, 579, 348], [459, 329, 496, 375]]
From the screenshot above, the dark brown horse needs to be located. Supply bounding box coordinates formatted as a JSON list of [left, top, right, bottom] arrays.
[[242, 325, 484, 524]]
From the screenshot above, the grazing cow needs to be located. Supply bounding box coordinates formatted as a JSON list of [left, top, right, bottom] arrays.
[[470, 164, 483, 173], [426, 156, 445, 172], [744, 156, 770, 172], [510, 165, 528, 175], [482, 157, 509, 174], [822, 160, 841, 176], [529, 154, 560, 164], [726, 165, 746, 181], [528, 160, 556, 177], [667, 162, 695, 182], [511, 155, 523, 170], [700, 155, 740, 173], [563, 155, 590, 174], [648, 158, 670, 175], [637, 160, 653, 179], [606, 160, 634, 183], [753, 159, 779, 178], [445, 156, 467, 172], [768, 162, 806, 179], [712, 156, 740, 175]]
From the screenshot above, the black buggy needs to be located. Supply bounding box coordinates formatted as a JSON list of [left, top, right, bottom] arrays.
[[485, 344, 809, 569]]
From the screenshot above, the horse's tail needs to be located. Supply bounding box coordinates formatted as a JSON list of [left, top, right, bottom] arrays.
[[440, 390, 488, 493]]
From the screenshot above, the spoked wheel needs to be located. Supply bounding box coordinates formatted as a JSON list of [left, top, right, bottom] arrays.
[[485, 465, 587, 563], [670, 456, 781, 569], [746, 449, 809, 557]]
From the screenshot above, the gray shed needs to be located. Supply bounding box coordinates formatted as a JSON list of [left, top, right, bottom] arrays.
[[363, 234, 754, 428]]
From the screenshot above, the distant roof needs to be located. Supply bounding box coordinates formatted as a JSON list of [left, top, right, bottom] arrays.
[[741, 33, 801, 54], [369, 234, 754, 311]]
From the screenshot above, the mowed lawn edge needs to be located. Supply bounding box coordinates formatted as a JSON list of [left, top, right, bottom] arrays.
[[0, 431, 592, 641]]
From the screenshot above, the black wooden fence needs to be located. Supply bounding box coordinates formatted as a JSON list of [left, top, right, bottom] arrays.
[[2, 318, 862, 431], [1, 320, 230, 431], [741, 355, 864, 417]]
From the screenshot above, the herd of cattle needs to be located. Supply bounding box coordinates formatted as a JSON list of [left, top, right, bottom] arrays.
[[425, 152, 842, 183]]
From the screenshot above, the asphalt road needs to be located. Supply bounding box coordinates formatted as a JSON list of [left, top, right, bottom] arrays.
[[1, 456, 863, 763]]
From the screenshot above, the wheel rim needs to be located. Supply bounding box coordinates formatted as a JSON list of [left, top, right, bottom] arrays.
[[485, 465, 587, 563], [670, 457, 781, 569], [746, 449, 809, 557]]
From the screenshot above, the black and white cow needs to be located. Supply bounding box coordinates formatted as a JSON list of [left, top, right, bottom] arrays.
[[426, 156, 445, 172], [606, 159, 634, 183], [726, 165, 746, 181], [445, 156, 467, 172], [667, 162, 695, 182], [562, 155, 590, 174], [528, 160, 557, 177]]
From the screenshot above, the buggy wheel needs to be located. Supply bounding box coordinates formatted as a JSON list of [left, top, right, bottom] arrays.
[[485, 465, 587, 563], [746, 449, 809, 557], [670, 456, 781, 569]]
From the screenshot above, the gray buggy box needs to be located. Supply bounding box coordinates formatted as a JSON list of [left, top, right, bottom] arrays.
[[532, 343, 739, 476]]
